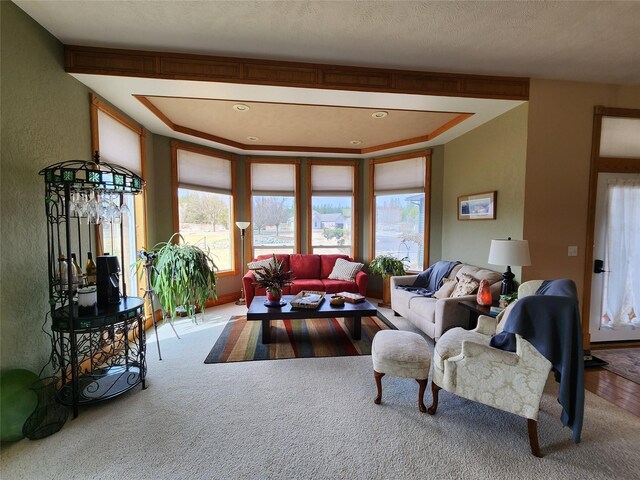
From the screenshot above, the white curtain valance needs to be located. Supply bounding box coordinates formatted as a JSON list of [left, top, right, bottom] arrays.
[[311, 164, 354, 195], [177, 149, 232, 195], [251, 163, 296, 196], [374, 156, 426, 195], [97, 110, 142, 176]]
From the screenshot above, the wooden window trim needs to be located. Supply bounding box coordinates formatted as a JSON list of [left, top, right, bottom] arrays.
[[246, 157, 301, 259], [369, 150, 432, 270], [306, 159, 359, 259], [170, 140, 238, 276], [581, 106, 640, 349]]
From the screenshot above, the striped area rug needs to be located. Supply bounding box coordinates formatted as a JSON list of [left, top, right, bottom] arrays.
[[204, 314, 395, 363]]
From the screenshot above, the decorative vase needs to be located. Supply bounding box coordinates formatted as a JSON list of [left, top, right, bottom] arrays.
[[476, 279, 492, 306], [266, 289, 281, 303]]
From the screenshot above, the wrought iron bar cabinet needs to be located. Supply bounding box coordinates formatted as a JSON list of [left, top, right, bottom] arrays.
[[40, 157, 146, 417]]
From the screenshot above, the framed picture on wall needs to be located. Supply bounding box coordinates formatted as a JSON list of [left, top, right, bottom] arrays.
[[457, 191, 496, 221]]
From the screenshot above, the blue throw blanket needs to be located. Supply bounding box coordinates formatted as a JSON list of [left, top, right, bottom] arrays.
[[397, 260, 460, 297], [490, 279, 584, 443]]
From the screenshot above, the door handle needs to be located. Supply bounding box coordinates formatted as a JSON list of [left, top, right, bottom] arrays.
[[594, 259, 609, 274]]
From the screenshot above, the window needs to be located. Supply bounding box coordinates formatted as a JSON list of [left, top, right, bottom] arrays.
[[308, 161, 357, 257], [91, 95, 147, 296], [371, 152, 430, 271], [248, 159, 300, 258], [172, 143, 235, 273]]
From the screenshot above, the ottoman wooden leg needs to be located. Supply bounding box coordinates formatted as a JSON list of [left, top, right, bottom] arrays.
[[416, 378, 428, 413], [427, 381, 441, 415], [374, 371, 385, 405]]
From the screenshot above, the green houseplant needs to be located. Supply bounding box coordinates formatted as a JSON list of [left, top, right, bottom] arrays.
[[251, 254, 294, 303], [144, 233, 218, 320], [368, 254, 408, 307]]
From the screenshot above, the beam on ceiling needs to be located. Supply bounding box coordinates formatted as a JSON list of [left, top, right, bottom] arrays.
[[65, 45, 529, 101]]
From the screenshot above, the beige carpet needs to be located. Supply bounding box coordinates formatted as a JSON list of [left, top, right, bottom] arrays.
[[1, 303, 639, 480]]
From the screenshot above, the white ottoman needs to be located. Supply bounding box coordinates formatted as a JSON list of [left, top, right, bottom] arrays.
[[372, 330, 431, 412]]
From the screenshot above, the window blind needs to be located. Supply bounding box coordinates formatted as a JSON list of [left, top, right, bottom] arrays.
[[177, 149, 232, 194], [251, 163, 296, 195], [600, 117, 640, 158], [97, 109, 142, 176], [374, 156, 426, 195], [311, 164, 354, 195]]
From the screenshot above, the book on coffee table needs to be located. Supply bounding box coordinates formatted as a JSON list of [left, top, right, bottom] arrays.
[[337, 292, 365, 303]]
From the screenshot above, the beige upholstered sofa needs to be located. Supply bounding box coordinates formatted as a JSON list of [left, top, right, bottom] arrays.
[[390, 263, 502, 340]]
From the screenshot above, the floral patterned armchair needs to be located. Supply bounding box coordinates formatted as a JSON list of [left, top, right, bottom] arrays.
[[427, 280, 552, 457]]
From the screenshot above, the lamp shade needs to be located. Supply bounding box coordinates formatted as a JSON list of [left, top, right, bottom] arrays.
[[488, 239, 531, 267], [235, 221, 250, 230]]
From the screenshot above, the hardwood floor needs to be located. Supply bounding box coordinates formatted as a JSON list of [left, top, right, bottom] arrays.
[[584, 367, 640, 417]]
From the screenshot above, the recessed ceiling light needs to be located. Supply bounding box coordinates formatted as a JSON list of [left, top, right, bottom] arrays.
[[372, 111, 388, 118], [247, 136, 259, 142], [350, 140, 362, 145], [233, 104, 250, 112]]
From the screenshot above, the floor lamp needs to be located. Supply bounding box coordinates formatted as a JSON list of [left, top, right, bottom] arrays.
[[235, 221, 250, 305]]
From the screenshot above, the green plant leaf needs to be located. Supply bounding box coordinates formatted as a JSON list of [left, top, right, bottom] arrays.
[[144, 233, 218, 321]]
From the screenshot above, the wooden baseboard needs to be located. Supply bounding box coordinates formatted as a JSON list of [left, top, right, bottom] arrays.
[[204, 292, 241, 308], [590, 340, 640, 350]]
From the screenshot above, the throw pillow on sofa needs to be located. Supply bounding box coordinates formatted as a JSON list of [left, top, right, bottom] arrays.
[[433, 279, 457, 299], [451, 273, 479, 297], [247, 257, 274, 279], [328, 258, 364, 281]]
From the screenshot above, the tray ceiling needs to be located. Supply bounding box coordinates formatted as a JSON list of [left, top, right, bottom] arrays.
[[136, 96, 470, 153]]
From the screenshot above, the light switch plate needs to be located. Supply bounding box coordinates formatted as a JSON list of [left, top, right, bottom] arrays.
[[568, 246, 578, 257]]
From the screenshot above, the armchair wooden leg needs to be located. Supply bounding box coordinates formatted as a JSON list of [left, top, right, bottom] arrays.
[[427, 381, 441, 415], [527, 419, 542, 457], [374, 371, 385, 405], [416, 378, 428, 413]]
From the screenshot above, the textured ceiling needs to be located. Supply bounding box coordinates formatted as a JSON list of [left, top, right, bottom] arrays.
[[15, 1, 640, 84], [138, 96, 467, 152], [15, 0, 637, 156]]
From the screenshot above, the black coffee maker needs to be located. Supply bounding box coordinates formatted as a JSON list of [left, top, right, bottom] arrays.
[[96, 255, 121, 307]]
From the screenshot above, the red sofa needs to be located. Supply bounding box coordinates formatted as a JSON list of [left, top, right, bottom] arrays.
[[242, 253, 368, 307]]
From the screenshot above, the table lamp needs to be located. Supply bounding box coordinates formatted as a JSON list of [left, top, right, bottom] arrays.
[[235, 221, 251, 305], [488, 237, 531, 295]]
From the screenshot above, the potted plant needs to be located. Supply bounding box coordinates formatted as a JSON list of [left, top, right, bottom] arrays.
[[368, 254, 407, 308], [142, 233, 218, 320], [251, 254, 294, 305]]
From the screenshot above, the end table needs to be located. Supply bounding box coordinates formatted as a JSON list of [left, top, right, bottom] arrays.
[[457, 300, 495, 330]]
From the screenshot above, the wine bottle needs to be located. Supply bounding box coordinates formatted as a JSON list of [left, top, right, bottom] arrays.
[[71, 254, 82, 290], [86, 252, 97, 285], [59, 255, 69, 291]]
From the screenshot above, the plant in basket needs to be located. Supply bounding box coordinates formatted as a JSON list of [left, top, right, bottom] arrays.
[[251, 254, 294, 304], [368, 254, 408, 308]]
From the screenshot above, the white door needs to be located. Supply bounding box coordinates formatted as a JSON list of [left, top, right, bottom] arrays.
[[589, 172, 640, 342]]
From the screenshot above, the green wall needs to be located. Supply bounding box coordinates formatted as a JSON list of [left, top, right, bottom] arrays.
[[147, 134, 174, 246], [429, 144, 445, 264], [1, 2, 92, 371], [441, 103, 529, 281]]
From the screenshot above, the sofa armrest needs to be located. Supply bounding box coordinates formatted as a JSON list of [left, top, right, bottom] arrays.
[[390, 275, 417, 289], [355, 270, 368, 296], [243, 271, 257, 307], [433, 297, 473, 339]]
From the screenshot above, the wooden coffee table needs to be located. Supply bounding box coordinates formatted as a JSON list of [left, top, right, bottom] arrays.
[[247, 295, 378, 344]]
